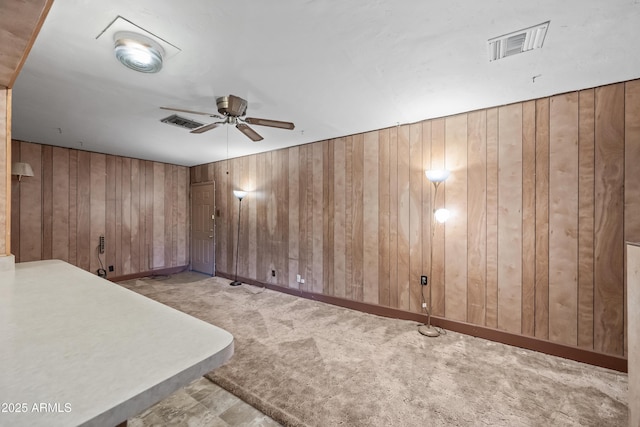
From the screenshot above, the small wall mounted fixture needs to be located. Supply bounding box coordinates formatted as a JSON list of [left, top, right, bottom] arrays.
[[12, 162, 34, 181]]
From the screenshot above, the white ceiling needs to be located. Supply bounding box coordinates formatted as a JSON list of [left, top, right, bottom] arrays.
[[11, 1, 640, 167]]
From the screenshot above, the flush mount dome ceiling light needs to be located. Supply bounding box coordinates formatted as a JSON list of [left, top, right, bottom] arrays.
[[114, 31, 164, 73]]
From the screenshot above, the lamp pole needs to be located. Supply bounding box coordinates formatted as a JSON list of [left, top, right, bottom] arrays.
[[230, 190, 247, 286], [419, 170, 450, 337]]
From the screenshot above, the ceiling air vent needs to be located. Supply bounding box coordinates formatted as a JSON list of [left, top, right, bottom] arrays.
[[488, 21, 549, 62], [160, 114, 204, 130]]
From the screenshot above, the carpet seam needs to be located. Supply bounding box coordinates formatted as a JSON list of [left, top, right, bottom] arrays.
[[205, 372, 310, 427]]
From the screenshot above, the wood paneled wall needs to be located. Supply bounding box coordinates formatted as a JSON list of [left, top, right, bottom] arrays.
[[193, 80, 640, 357], [11, 140, 190, 276], [1, 89, 9, 257]]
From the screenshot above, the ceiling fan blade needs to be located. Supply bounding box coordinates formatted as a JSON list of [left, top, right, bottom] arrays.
[[245, 117, 295, 130], [160, 106, 221, 118], [190, 123, 220, 134], [236, 123, 263, 141]]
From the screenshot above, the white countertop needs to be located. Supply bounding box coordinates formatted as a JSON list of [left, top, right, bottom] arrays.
[[0, 260, 234, 427]]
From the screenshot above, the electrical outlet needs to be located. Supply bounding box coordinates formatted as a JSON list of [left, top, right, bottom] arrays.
[[300, 278, 305, 284], [422, 302, 427, 308], [108, 265, 114, 272], [420, 275, 428, 286], [271, 270, 276, 277], [296, 274, 301, 283]]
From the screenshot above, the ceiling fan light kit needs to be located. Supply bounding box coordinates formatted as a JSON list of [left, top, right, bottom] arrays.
[[161, 94, 295, 142], [114, 31, 164, 73]]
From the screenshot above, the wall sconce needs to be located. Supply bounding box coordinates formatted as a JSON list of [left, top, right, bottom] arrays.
[[230, 190, 248, 286], [12, 162, 34, 181], [419, 169, 451, 337]]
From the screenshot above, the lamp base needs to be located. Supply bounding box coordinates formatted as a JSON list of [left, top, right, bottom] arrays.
[[418, 324, 440, 337], [230, 281, 242, 287]]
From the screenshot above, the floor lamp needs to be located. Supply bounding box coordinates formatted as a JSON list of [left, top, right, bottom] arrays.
[[230, 190, 247, 286], [419, 169, 450, 337]]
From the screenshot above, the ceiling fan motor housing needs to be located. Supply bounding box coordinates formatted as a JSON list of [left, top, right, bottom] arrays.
[[217, 95, 247, 117]]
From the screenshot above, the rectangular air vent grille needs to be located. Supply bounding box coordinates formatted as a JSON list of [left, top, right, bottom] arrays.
[[160, 114, 204, 130], [488, 21, 549, 62]]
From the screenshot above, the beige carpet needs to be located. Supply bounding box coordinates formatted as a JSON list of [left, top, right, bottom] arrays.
[[119, 273, 628, 426]]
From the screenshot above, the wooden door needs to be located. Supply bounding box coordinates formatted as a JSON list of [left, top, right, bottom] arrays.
[[191, 182, 215, 275]]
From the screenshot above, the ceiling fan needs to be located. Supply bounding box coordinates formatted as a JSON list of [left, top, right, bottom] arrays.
[[161, 95, 295, 142]]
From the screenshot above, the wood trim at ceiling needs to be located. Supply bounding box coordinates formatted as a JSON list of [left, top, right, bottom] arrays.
[[0, 0, 54, 88], [217, 271, 628, 373]]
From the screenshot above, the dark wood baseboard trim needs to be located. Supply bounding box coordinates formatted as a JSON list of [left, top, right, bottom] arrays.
[[109, 265, 190, 283], [217, 272, 627, 373]]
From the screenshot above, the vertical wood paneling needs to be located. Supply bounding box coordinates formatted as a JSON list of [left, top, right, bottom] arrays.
[[312, 143, 324, 293], [444, 114, 468, 321], [89, 153, 106, 275], [299, 148, 313, 291], [378, 129, 391, 306], [624, 80, 640, 357], [278, 150, 290, 285], [288, 146, 300, 288], [171, 166, 179, 267], [152, 162, 165, 268], [625, 82, 640, 221], [535, 99, 550, 339], [106, 156, 116, 273], [130, 159, 140, 273], [214, 162, 227, 274], [352, 135, 364, 300], [41, 145, 52, 259], [144, 161, 154, 271], [137, 161, 146, 271], [122, 158, 132, 273], [344, 137, 354, 298], [408, 125, 422, 312], [323, 141, 334, 295], [485, 108, 499, 328], [388, 129, 399, 308], [247, 155, 257, 279], [333, 139, 346, 297], [51, 147, 69, 262], [163, 164, 174, 268], [594, 83, 625, 355], [19, 142, 42, 262], [76, 150, 91, 270], [68, 150, 78, 266], [521, 101, 537, 336], [420, 122, 432, 315], [548, 93, 579, 346], [10, 141, 19, 260], [115, 157, 122, 273], [363, 132, 379, 304], [0, 91, 7, 257], [497, 104, 523, 334], [467, 110, 487, 325], [397, 125, 410, 310], [12, 142, 188, 277], [578, 89, 595, 349], [430, 119, 446, 317]]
